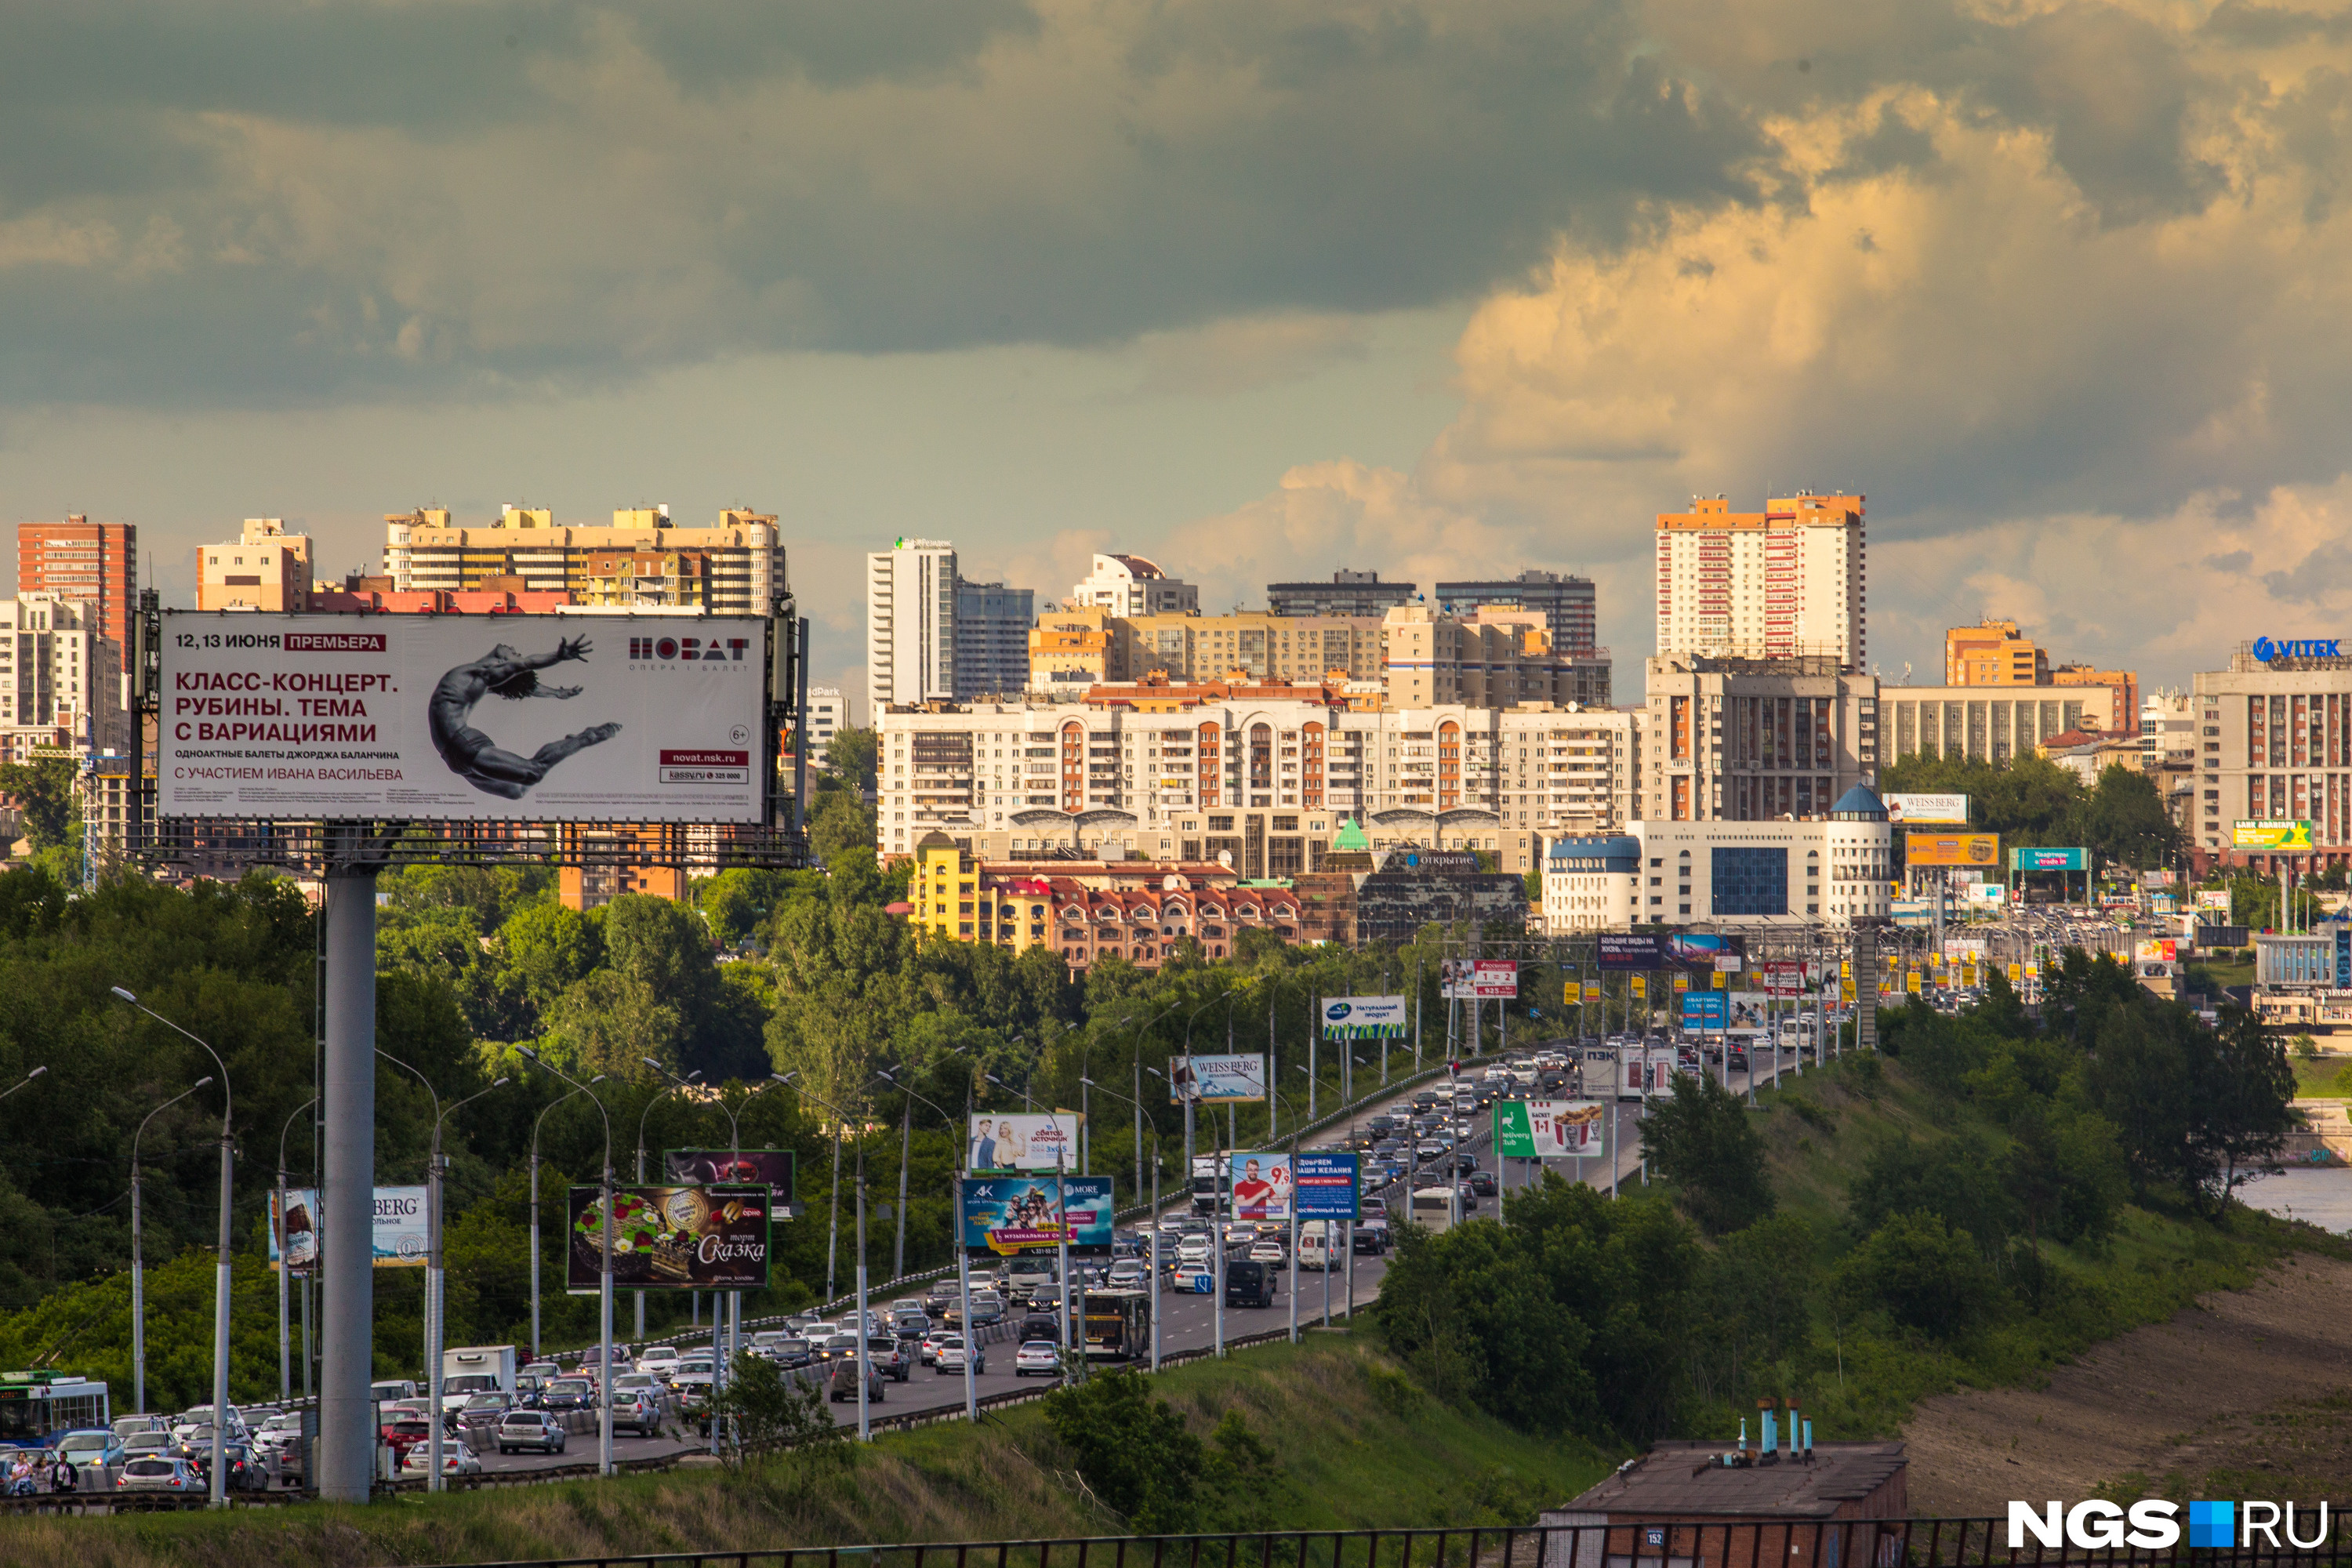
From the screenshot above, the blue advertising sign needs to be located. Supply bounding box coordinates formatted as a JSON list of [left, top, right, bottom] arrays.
[[958, 1174, 1115, 1257], [2012, 847, 2089, 872], [2338, 926, 2350, 989], [1681, 990, 1727, 1029], [1294, 1152, 1362, 1221]]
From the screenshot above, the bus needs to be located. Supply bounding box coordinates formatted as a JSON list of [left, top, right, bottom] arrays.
[[1082, 1290, 1152, 1361], [1410, 1187, 1458, 1235], [0, 1372, 110, 1450]]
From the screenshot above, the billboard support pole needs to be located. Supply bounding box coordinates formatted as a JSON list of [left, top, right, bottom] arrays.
[[793, 616, 811, 837], [956, 1192, 976, 1420], [318, 837, 380, 1504]]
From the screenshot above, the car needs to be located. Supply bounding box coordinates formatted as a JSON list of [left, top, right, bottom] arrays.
[[1014, 1341, 1063, 1377], [917, 1328, 950, 1366], [112, 1414, 166, 1443], [521, 1360, 563, 1382], [965, 1291, 1005, 1326], [932, 1332, 987, 1375], [921, 1283, 956, 1314], [367, 1381, 418, 1406], [1169, 1262, 1214, 1294], [399, 1439, 484, 1479], [768, 1337, 815, 1369], [456, 1393, 515, 1431], [379, 1418, 434, 1467], [115, 1456, 205, 1496], [251, 1413, 304, 1454], [1018, 1310, 1062, 1345], [891, 1312, 931, 1341], [1174, 1235, 1211, 1265], [172, 1405, 248, 1444], [827, 1359, 886, 1403], [1468, 1170, 1498, 1196], [612, 1373, 662, 1400], [863, 1337, 913, 1382], [1106, 1259, 1147, 1288], [55, 1428, 125, 1475], [637, 1345, 683, 1379], [121, 1431, 176, 1461], [1414, 1139, 1444, 1160], [1247, 1240, 1287, 1270], [609, 1388, 662, 1438], [496, 1410, 569, 1457], [1225, 1258, 1276, 1308], [539, 1377, 594, 1412]]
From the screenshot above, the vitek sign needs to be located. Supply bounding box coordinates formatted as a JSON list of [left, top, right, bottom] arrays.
[[2009, 1499, 2332, 1550], [2253, 637, 2343, 661]]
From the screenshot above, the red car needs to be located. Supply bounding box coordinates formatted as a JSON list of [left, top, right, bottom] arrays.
[[379, 1417, 433, 1468]]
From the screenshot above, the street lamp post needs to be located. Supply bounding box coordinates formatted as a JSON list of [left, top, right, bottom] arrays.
[[648, 1062, 785, 1432], [517, 1048, 615, 1475], [789, 1078, 874, 1441], [632, 1069, 702, 1342], [530, 1074, 605, 1362], [274, 1098, 316, 1404], [130, 1076, 211, 1416], [877, 1066, 973, 1418], [110, 989, 232, 1508], [0, 1066, 43, 1103]]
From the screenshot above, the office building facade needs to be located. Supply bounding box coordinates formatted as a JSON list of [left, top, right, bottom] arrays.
[[2190, 644, 2352, 864], [1642, 653, 1879, 822], [1654, 493, 1866, 667], [0, 595, 127, 764], [868, 538, 960, 717], [1435, 570, 1597, 655], [1268, 569, 1415, 619], [953, 579, 1035, 699], [17, 517, 136, 648], [1878, 682, 2129, 765]]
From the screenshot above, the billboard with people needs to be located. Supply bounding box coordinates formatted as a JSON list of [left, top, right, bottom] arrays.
[[662, 1149, 795, 1204], [1225, 1151, 1365, 1223], [157, 612, 769, 823], [958, 1175, 1115, 1255], [964, 1114, 1081, 1173], [1439, 960, 1519, 998]]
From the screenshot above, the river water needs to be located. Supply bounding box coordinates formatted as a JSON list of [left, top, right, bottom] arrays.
[[2238, 1167, 2352, 1233]]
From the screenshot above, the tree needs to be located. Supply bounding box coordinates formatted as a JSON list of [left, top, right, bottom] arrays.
[[0, 759, 78, 851], [808, 789, 877, 865], [715, 1351, 851, 1472], [1836, 1210, 2002, 1339], [824, 727, 879, 792], [1041, 1369, 1211, 1531], [1639, 1074, 1775, 1234]]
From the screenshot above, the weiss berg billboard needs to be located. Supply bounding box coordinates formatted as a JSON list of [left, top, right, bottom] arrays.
[[159, 612, 768, 822]]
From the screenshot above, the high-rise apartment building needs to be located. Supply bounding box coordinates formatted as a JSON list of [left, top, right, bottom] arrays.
[[0, 595, 127, 764], [953, 579, 1034, 699], [196, 518, 313, 612], [1654, 493, 1865, 667], [384, 504, 782, 615], [16, 517, 136, 648], [1069, 554, 1197, 616], [1267, 569, 1415, 619], [1434, 570, 1598, 655], [804, 686, 848, 760], [1383, 605, 1611, 710], [1642, 652, 1879, 822], [868, 538, 960, 716]]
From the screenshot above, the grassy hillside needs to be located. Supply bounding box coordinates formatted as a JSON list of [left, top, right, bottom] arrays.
[[0, 1340, 1617, 1568], [1743, 1051, 2348, 1440]]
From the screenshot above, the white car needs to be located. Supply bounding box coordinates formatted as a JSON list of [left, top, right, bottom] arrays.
[[637, 1345, 683, 1380], [1175, 1236, 1211, 1265], [933, 1333, 987, 1374], [1014, 1341, 1063, 1377], [670, 1359, 716, 1397], [1107, 1259, 1148, 1287], [495, 1410, 567, 1455], [400, 1439, 484, 1478]]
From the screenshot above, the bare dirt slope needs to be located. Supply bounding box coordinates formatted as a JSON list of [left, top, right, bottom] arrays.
[[1903, 1253, 2352, 1513]]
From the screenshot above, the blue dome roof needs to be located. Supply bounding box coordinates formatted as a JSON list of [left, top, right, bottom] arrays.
[[1831, 783, 1889, 821]]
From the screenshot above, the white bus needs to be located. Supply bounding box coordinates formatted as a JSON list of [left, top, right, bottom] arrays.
[[1410, 1187, 1458, 1235]]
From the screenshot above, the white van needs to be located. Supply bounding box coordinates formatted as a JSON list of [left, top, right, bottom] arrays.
[[1298, 1221, 1334, 1271]]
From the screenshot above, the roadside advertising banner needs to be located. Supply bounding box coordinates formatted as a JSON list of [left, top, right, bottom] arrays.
[[1759, 960, 1808, 996], [663, 1149, 795, 1205], [2009, 963, 2024, 985], [1494, 1099, 1608, 1158], [2234, 818, 2315, 850], [1440, 959, 1520, 998], [1905, 832, 2002, 868], [1726, 991, 1771, 1029], [2134, 938, 2179, 964], [1598, 931, 1749, 972], [2012, 847, 2089, 871], [269, 1185, 430, 1272], [1581, 983, 1602, 1001], [1646, 1047, 1678, 1091], [1228, 1151, 1294, 1221], [1886, 793, 1969, 824], [158, 611, 768, 823], [2195, 889, 2233, 913], [1232, 1151, 1362, 1221], [1169, 1054, 1266, 1103], [963, 1115, 1082, 1173], [958, 1175, 1115, 1256], [1682, 990, 1727, 1029], [1319, 996, 1408, 1039], [1629, 975, 1646, 997], [1295, 1152, 1361, 1221], [565, 1184, 771, 1292]]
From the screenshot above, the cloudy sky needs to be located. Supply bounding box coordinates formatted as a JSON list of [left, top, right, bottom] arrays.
[[5, 0, 2350, 713]]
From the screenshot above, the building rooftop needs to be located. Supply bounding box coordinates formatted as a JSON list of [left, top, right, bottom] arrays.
[[1566, 1440, 1907, 1519]]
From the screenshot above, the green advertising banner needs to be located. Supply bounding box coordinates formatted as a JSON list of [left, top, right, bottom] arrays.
[[1492, 1098, 1609, 1158]]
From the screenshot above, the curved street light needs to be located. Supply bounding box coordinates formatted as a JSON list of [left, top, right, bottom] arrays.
[[0, 1065, 45, 1103], [110, 989, 232, 1508], [630, 1066, 702, 1340], [529, 1074, 607, 1361], [129, 1076, 211, 1417], [517, 1048, 615, 1475], [274, 1096, 317, 1403]]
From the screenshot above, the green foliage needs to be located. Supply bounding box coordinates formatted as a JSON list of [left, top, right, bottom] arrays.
[[823, 727, 879, 791], [1640, 1073, 1775, 1234], [0, 759, 80, 851], [1041, 1369, 1216, 1532], [715, 1350, 852, 1477], [1878, 753, 2180, 869], [1835, 1210, 2004, 1339]]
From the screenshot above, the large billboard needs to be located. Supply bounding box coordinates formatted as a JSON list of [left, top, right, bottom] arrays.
[[1905, 832, 2001, 868], [1221, 1151, 1361, 1224], [566, 1184, 771, 1292], [2194, 889, 2233, 913], [1493, 1100, 1608, 1159], [1440, 959, 1519, 998], [1598, 931, 1748, 973], [959, 1175, 1115, 1255], [1886, 793, 1969, 824], [267, 1185, 429, 1272], [1169, 1054, 1266, 1103], [2012, 847, 2089, 871], [1319, 996, 1407, 1039], [2234, 819, 2315, 851], [158, 612, 768, 823], [1681, 990, 1727, 1029], [964, 1114, 1081, 1173], [662, 1149, 795, 1203]]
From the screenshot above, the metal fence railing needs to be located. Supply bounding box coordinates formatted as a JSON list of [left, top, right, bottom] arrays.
[[258, 1516, 2352, 1568]]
